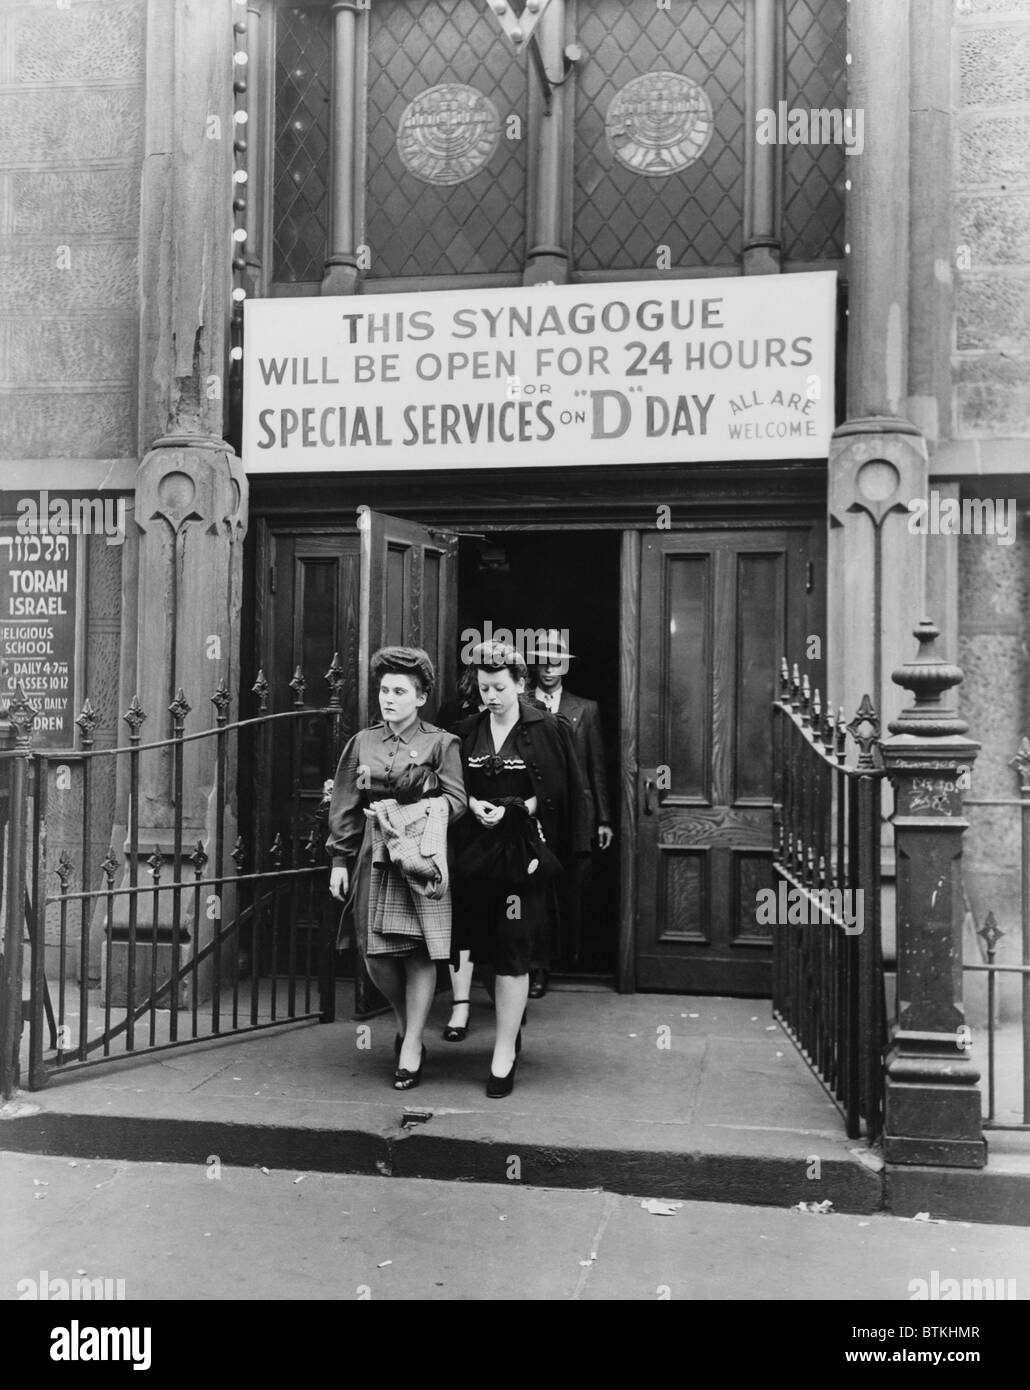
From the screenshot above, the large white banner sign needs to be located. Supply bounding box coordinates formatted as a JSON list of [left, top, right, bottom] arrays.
[[243, 272, 836, 472]]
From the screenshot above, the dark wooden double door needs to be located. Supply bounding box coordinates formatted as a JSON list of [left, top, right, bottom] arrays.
[[635, 528, 820, 995], [253, 513, 820, 996]]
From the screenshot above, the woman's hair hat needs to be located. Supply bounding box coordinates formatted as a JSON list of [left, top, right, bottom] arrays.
[[370, 645, 435, 695], [467, 640, 528, 681]]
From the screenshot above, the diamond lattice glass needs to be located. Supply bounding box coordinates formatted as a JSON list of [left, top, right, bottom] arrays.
[[782, 0, 847, 262], [573, 0, 746, 272], [365, 0, 528, 280], [272, 5, 332, 283]]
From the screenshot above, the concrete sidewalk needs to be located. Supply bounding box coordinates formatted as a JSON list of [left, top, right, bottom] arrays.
[[3, 988, 1028, 1225]]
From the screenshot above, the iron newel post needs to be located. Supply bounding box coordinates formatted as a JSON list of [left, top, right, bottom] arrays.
[[880, 620, 986, 1168]]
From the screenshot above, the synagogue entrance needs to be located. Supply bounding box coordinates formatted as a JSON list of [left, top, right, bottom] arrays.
[[245, 493, 824, 998]]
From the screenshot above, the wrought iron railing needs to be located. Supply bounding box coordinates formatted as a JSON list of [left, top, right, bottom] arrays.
[[962, 735, 1030, 1130], [772, 661, 887, 1142], [0, 658, 350, 1098]]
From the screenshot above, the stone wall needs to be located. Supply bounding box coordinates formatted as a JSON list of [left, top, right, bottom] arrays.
[[954, 0, 1030, 437], [0, 0, 145, 978], [952, 2, 1030, 1038], [957, 513, 1029, 1025], [0, 0, 144, 461]]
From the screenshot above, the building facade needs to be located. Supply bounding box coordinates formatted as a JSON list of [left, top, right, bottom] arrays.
[[1, 0, 1027, 1015]]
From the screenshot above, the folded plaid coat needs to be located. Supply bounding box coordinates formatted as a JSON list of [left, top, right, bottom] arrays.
[[366, 797, 452, 960]]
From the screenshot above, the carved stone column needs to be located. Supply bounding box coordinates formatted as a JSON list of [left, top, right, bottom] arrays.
[[881, 621, 985, 1167], [107, 0, 248, 1005], [828, 0, 926, 738], [322, 1, 366, 295], [846, 0, 911, 421], [827, 421, 928, 735]]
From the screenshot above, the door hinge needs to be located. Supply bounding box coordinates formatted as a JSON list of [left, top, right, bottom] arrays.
[[269, 564, 276, 594], [806, 561, 814, 593]]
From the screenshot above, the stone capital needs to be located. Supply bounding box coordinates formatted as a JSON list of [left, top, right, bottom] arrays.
[[136, 437, 248, 543], [828, 420, 928, 529]]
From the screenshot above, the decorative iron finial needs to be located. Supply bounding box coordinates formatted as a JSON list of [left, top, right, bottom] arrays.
[[56, 851, 73, 887], [189, 840, 208, 874], [169, 689, 192, 726], [8, 684, 39, 747], [325, 652, 345, 709], [800, 672, 811, 726], [847, 694, 881, 768], [75, 699, 98, 748], [100, 848, 119, 884], [1009, 737, 1030, 795], [822, 700, 836, 748], [123, 694, 146, 736], [147, 847, 163, 880], [289, 666, 306, 708], [888, 619, 968, 737], [211, 679, 231, 722], [252, 670, 269, 714], [232, 836, 246, 872], [790, 662, 801, 708], [269, 832, 285, 869], [978, 911, 1004, 955], [811, 688, 823, 744], [779, 657, 790, 699]]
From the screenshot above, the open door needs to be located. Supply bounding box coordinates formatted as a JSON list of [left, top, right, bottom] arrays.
[[357, 507, 459, 727], [354, 508, 459, 1014]]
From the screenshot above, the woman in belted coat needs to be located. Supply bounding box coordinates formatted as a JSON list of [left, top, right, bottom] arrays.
[[327, 646, 466, 1091], [452, 641, 586, 1097]]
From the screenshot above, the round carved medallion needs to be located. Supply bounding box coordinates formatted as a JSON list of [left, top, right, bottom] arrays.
[[606, 71, 714, 177], [396, 84, 501, 186]]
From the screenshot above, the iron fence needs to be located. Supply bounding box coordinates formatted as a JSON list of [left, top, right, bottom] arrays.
[[962, 735, 1030, 1130], [772, 661, 887, 1141], [1, 658, 350, 1098]]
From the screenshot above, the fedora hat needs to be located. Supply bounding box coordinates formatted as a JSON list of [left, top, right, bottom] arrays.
[[529, 629, 576, 663]]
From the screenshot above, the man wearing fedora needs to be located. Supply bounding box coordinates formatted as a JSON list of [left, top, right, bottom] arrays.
[[528, 630, 613, 996]]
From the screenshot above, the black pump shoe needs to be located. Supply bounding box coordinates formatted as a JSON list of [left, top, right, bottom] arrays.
[[442, 999, 471, 1042], [486, 1056, 518, 1099], [394, 1045, 426, 1091]]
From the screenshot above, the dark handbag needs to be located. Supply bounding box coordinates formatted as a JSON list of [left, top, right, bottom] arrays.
[[454, 798, 563, 886]]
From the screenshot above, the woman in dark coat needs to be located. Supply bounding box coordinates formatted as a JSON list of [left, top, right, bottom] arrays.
[[452, 641, 586, 1097]]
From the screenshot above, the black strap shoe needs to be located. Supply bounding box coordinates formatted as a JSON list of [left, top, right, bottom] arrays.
[[528, 969, 549, 999], [442, 999, 471, 1042], [394, 1045, 426, 1091]]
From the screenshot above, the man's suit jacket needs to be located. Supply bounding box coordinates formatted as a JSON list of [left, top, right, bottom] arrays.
[[551, 690, 612, 847]]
